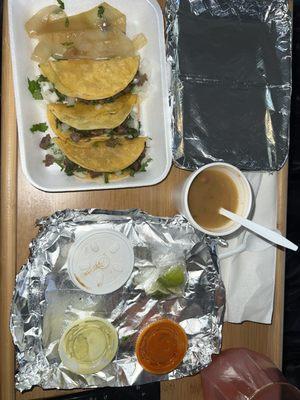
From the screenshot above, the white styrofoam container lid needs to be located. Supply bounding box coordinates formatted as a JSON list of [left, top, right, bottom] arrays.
[[8, 0, 172, 192], [67, 229, 134, 295]]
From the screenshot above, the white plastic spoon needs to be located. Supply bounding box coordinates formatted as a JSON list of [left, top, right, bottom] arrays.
[[219, 207, 298, 252]]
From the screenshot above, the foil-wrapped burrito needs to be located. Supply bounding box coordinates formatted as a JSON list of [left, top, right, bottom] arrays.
[[10, 209, 225, 391]]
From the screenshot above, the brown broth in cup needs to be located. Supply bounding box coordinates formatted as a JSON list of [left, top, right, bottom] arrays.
[[188, 169, 239, 230]]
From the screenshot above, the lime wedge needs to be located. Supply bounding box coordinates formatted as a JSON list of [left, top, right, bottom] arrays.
[[158, 265, 185, 288], [147, 281, 170, 299]]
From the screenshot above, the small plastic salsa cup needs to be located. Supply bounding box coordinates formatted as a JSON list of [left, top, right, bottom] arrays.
[[135, 319, 188, 375], [58, 317, 118, 375]]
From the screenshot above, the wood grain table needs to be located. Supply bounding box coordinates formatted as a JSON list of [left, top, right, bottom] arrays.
[[0, 0, 288, 399]]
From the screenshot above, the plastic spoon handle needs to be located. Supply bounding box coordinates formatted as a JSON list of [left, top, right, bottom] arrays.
[[219, 208, 298, 252]]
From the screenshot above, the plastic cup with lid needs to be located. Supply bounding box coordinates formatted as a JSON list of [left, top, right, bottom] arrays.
[[67, 228, 135, 295]]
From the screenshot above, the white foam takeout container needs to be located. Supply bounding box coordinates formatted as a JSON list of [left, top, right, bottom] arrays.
[[8, 0, 171, 192]]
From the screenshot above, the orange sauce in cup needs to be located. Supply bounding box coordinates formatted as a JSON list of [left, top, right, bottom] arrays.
[[135, 319, 188, 375]]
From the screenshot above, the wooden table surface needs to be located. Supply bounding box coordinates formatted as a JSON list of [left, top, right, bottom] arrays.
[[0, 0, 288, 399]]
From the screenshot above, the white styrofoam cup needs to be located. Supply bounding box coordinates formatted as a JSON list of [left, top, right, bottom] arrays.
[[174, 162, 253, 237]]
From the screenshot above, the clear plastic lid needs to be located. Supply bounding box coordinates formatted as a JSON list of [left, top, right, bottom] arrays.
[[58, 317, 118, 375]]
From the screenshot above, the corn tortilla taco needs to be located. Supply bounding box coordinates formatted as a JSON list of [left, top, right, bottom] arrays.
[[48, 94, 137, 131], [40, 57, 140, 100], [53, 136, 146, 173]]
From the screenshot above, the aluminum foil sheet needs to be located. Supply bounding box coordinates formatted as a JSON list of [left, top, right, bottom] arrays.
[[166, 0, 292, 171], [10, 209, 225, 392]]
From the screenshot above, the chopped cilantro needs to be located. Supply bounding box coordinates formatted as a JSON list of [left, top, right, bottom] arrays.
[[57, 0, 65, 10], [54, 159, 64, 170], [27, 75, 49, 100], [53, 156, 87, 177], [55, 89, 67, 102], [121, 335, 131, 344], [98, 5, 105, 18], [28, 78, 43, 100], [37, 75, 48, 83], [38, 74, 66, 102], [30, 122, 48, 133], [64, 159, 79, 176], [64, 165, 75, 176], [65, 17, 70, 27], [140, 158, 153, 172], [56, 91, 66, 102]]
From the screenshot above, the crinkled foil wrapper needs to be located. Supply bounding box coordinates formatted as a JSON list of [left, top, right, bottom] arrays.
[[166, 0, 292, 171], [10, 209, 225, 392]]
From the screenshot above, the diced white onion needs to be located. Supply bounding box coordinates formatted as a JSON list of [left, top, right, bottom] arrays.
[[40, 81, 54, 91], [40, 82, 59, 103], [66, 97, 76, 107], [61, 123, 70, 132], [129, 111, 139, 129]]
